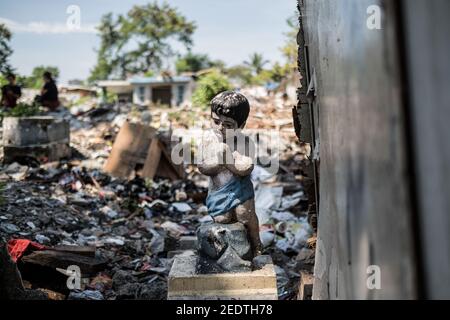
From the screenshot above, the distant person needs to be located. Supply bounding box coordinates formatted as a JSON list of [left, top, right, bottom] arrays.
[[1, 73, 22, 109], [35, 71, 59, 110]]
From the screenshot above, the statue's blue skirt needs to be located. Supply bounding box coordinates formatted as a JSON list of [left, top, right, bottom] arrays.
[[206, 175, 254, 217]]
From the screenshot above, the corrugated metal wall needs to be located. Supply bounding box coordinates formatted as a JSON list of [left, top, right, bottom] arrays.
[[401, 0, 450, 300], [298, 0, 418, 299], [298, 0, 450, 299]]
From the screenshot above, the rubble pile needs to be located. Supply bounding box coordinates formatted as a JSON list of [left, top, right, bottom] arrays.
[[0, 88, 315, 300]]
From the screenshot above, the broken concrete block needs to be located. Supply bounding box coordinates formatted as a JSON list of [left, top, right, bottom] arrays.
[[2, 116, 71, 164], [252, 255, 273, 270], [167, 249, 196, 259], [179, 236, 198, 250], [3, 142, 72, 164], [197, 223, 252, 260], [216, 246, 252, 272], [2, 117, 70, 146], [168, 255, 278, 300]]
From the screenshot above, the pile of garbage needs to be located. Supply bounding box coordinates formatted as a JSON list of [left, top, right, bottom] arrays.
[[0, 88, 315, 300]]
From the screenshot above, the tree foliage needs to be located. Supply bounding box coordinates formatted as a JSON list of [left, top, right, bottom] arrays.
[[176, 52, 225, 74], [229, 16, 299, 87], [192, 70, 232, 107], [244, 53, 269, 76], [89, 2, 196, 82], [225, 65, 253, 86], [0, 23, 13, 75], [280, 15, 299, 74]]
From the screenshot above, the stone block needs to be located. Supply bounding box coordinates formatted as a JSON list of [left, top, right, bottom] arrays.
[[2, 117, 69, 146], [179, 236, 198, 250], [2, 116, 71, 164], [3, 142, 71, 164], [168, 255, 278, 300], [197, 222, 252, 272]]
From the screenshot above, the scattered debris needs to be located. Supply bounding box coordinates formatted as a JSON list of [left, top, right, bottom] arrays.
[[0, 88, 312, 300], [68, 290, 104, 300]]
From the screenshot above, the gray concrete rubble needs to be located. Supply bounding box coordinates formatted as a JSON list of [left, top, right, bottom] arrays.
[[2, 117, 71, 163], [197, 222, 252, 272]]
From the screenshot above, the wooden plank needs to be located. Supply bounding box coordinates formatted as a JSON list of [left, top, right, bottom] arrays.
[[157, 140, 185, 180], [141, 138, 162, 179], [50, 245, 96, 258], [22, 250, 107, 276], [297, 271, 314, 300]]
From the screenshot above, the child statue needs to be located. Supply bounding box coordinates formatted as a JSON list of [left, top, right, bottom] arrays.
[[198, 91, 262, 258]]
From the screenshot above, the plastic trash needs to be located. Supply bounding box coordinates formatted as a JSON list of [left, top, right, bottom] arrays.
[[171, 202, 192, 213]]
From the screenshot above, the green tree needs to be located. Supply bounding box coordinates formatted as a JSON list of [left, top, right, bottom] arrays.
[[0, 23, 13, 75], [244, 53, 269, 75], [269, 62, 289, 83], [0, 74, 7, 87], [225, 65, 253, 86], [25, 66, 60, 89], [89, 2, 196, 82], [192, 70, 232, 107], [89, 13, 121, 82], [176, 52, 209, 74], [175, 52, 226, 74], [280, 15, 299, 74]]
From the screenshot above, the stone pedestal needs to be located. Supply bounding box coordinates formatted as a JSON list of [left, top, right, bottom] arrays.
[[167, 255, 278, 300], [168, 223, 278, 300], [2, 117, 71, 163], [197, 222, 253, 272]]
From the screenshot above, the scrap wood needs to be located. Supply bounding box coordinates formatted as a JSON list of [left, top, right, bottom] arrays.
[[50, 245, 96, 258], [88, 173, 105, 197], [142, 137, 184, 181], [21, 250, 107, 276], [103, 121, 183, 181], [307, 235, 317, 249], [141, 138, 162, 179]]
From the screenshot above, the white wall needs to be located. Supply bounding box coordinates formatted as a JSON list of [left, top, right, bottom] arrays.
[[132, 81, 193, 106]]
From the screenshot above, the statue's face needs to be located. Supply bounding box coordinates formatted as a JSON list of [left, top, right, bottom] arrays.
[[211, 112, 239, 137]]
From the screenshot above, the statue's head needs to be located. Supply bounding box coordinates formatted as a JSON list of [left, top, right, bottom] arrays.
[[210, 91, 250, 137]]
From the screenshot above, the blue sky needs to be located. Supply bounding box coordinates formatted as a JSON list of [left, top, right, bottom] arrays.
[[0, 0, 297, 84]]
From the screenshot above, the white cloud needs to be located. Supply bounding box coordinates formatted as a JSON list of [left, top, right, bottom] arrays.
[[0, 17, 98, 34]]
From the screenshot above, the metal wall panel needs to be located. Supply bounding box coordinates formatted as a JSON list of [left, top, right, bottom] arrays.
[[300, 0, 418, 299], [402, 0, 450, 300]]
